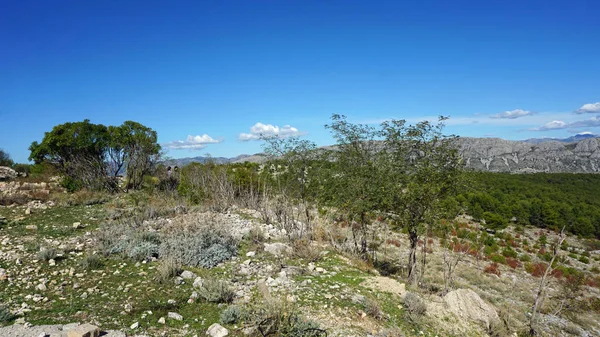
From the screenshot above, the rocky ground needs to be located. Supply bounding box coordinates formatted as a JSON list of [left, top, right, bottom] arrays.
[[1, 190, 600, 337]]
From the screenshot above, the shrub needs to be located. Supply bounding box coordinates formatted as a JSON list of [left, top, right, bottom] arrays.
[[0, 304, 14, 324], [220, 305, 242, 324], [484, 244, 499, 256], [365, 298, 384, 320], [578, 256, 590, 264], [242, 300, 323, 337], [490, 254, 506, 264], [501, 247, 517, 258], [519, 254, 531, 262], [526, 262, 547, 277], [79, 254, 103, 270], [97, 224, 160, 261], [403, 292, 426, 317], [127, 240, 160, 261], [37, 247, 59, 262], [197, 279, 235, 303], [159, 230, 238, 268], [292, 239, 321, 263], [484, 262, 501, 276], [506, 257, 521, 269], [155, 259, 181, 284]]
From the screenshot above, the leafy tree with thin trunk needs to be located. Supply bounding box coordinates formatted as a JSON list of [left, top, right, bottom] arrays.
[[262, 136, 318, 232], [323, 114, 386, 258], [379, 117, 464, 286]]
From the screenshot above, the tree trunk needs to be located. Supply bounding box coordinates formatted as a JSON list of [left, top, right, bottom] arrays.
[[529, 229, 565, 336], [407, 229, 418, 286]]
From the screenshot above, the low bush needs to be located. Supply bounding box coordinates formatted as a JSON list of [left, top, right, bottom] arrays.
[[197, 279, 235, 303], [240, 300, 324, 337], [526, 262, 547, 277], [484, 262, 501, 276], [37, 247, 59, 262], [159, 230, 238, 268], [78, 254, 103, 270], [501, 247, 517, 258], [365, 297, 384, 320], [578, 256, 590, 264], [403, 292, 426, 318], [155, 259, 181, 284], [519, 254, 531, 262], [506, 257, 521, 269], [220, 305, 242, 324], [490, 254, 506, 264], [0, 304, 14, 324]]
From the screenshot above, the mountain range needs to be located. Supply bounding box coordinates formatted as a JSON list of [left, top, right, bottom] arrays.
[[166, 134, 600, 173]]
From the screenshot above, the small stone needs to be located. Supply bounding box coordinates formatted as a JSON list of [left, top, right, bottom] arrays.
[[25, 207, 31, 215], [66, 323, 100, 337], [73, 222, 82, 229], [206, 323, 229, 337], [158, 317, 166, 324], [245, 251, 256, 257], [168, 312, 183, 321], [49, 259, 56, 266], [167, 299, 176, 305], [181, 270, 196, 279], [36, 283, 47, 291], [25, 224, 37, 230], [193, 277, 203, 288], [130, 322, 139, 329]]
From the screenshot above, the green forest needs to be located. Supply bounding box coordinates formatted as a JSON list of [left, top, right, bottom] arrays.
[[459, 173, 600, 238]]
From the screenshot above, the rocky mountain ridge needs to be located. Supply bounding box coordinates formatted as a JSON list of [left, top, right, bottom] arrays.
[[170, 136, 600, 173]]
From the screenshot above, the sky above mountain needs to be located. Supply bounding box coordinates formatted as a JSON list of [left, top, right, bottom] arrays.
[[1, 0, 599, 163]]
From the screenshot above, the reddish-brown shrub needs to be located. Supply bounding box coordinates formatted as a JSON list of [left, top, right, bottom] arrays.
[[484, 262, 501, 276], [515, 234, 521, 239], [386, 239, 401, 248], [506, 257, 521, 269], [451, 242, 470, 253], [551, 268, 564, 279], [468, 249, 480, 258], [585, 277, 600, 288], [427, 238, 434, 245], [528, 262, 547, 277]]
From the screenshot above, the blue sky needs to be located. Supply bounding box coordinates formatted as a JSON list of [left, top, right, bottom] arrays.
[[1, 0, 599, 163]]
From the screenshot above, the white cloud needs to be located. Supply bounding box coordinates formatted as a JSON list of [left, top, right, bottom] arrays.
[[569, 116, 600, 128], [531, 116, 600, 131], [490, 109, 535, 119], [163, 134, 222, 150], [574, 102, 600, 114], [534, 120, 567, 131], [239, 122, 305, 141]]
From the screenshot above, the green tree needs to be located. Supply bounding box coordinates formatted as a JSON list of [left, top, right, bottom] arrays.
[[29, 120, 110, 190], [324, 114, 386, 257], [262, 136, 318, 228], [380, 117, 464, 285], [0, 149, 14, 167], [119, 121, 161, 191]]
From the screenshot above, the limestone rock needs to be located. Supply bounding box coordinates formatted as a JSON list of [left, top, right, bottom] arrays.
[[0, 166, 17, 180], [263, 243, 292, 256], [181, 270, 196, 279], [168, 312, 183, 321], [66, 323, 100, 337], [206, 323, 229, 337], [444, 288, 499, 328]]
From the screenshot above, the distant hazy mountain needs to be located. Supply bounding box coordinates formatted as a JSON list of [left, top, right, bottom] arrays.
[[163, 154, 257, 167], [167, 135, 600, 173], [523, 132, 598, 144]]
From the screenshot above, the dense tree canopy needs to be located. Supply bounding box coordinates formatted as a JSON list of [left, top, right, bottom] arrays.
[[29, 120, 160, 191], [458, 172, 600, 238]]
